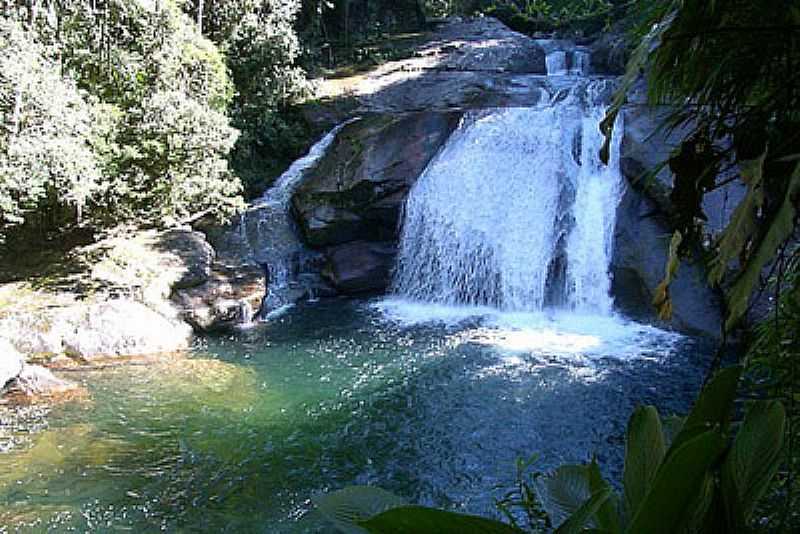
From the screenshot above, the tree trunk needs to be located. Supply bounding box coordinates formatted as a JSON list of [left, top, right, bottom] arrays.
[[28, 0, 39, 27], [197, 0, 204, 34]]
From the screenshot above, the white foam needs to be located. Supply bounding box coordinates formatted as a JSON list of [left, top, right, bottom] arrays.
[[372, 297, 682, 361]]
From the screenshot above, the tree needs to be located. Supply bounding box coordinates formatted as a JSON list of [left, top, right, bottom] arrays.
[[0, 17, 101, 238]]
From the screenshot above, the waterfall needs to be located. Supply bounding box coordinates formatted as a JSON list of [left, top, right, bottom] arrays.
[[241, 122, 351, 313], [541, 41, 592, 76], [391, 81, 623, 314]]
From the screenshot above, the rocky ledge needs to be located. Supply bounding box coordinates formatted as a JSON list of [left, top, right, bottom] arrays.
[[0, 226, 264, 401], [289, 17, 729, 338]]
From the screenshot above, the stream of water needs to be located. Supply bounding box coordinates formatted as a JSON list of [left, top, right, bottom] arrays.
[[0, 301, 710, 532], [0, 40, 714, 534]]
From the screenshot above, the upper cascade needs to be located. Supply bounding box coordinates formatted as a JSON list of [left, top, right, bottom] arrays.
[[538, 39, 593, 76], [391, 79, 624, 315]]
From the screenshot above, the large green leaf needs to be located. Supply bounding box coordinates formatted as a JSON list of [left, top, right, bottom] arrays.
[[625, 430, 726, 534], [623, 406, 667, 516], [661, 415, 686, 448], [537, 464, 594, 528], [669, 366, 741, 454], [314, 486, 407, 534], [722, 400, 786, 519], [358, 506, 524, 534], [555, 488, 612, 534], [587, 459, 621, 533], [724, 161, 800, 330]]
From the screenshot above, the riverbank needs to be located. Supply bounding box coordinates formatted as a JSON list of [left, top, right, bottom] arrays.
[[0, 226, 264, 402]]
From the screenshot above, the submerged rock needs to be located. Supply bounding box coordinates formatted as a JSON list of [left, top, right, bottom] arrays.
[[7, 364, 79, 400], [1, 338, 24, 389]]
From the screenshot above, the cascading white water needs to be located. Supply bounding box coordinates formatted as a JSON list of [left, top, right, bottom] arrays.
[[391, 81, 623, 314], [242, 122, 351, 311], [564, 105, 624, 314]]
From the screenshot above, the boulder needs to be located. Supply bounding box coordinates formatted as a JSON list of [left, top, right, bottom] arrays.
[[172, 262, 266, 331], [89, 228, 215, 309], [9, 364, 78, 399], [323, 241, 397, 294], [292, 112, 462, 248], [59, 299, 193, 360], [0, 298, 193, 361], [611, 187, 723, 337], [1, 338, 24, 389]]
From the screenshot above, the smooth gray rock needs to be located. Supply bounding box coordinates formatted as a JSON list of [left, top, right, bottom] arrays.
[[323, 241, 397, 294], [0, 299, 193, 361], [621, 102, 746, 236], [292, 112, 462, 248], [60, 300, 193, 360], [611, 187, 723, 337]]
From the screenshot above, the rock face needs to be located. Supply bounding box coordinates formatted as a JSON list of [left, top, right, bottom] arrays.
[[611, 188, 723, 337], [293, 112, 461, 248], [291, 112, 461, 295], [614, 99, 747, 337], [322, 241, 397, 294]]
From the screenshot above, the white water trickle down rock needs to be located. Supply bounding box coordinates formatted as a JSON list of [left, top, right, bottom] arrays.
[[392, 81, 624, 315], [564, 100, 624, 314], [545, 50, 568, 75], [241, 122, 352, 311], [542, 41, 592, 76]]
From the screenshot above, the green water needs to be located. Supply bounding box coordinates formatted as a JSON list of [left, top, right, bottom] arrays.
[[0, 299, 711, 532]]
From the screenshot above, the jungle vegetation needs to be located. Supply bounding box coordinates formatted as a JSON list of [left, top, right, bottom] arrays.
[[1, 0, 798, 530]]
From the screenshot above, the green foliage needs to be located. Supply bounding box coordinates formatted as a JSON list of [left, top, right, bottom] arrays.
[[1, 0, 245, 242], [623, 406, 666, 514], [315, 368, 787, 534], [0, 18, 101, 237], [483, 0, 624, 36], [495, 455, 551, 531], [742, 250, 800, 531]]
